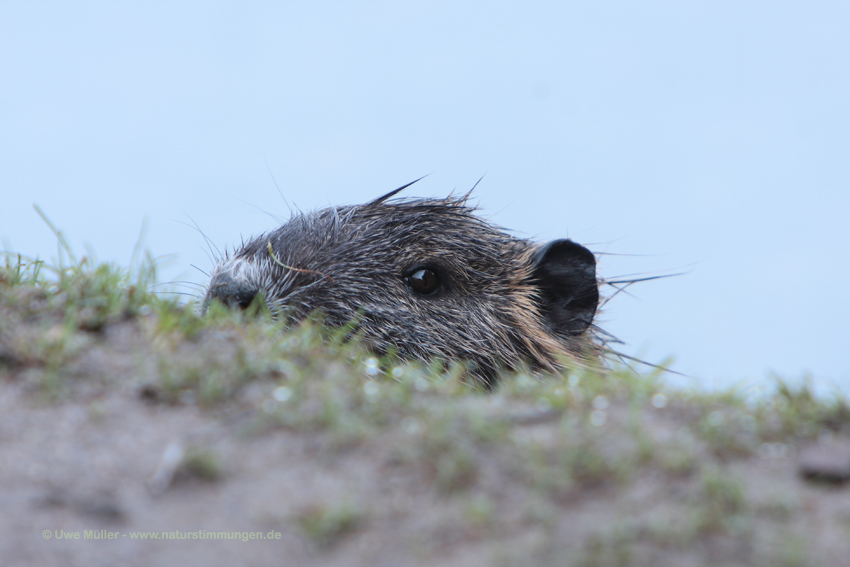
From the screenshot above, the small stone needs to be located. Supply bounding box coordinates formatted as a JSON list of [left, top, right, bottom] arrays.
[[798, 437, 850, 483]]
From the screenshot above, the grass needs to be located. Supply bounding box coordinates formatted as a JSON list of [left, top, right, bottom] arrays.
[[180, 447, 224, 482], [295, 499, 363, 548], [3, 244, 848, 449], [3, 229, 850, 565]]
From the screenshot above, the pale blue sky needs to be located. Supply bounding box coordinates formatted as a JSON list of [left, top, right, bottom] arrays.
[[2, 2, 848, 393]]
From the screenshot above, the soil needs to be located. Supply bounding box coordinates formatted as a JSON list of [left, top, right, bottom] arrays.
[[1, 283, 850, 567]]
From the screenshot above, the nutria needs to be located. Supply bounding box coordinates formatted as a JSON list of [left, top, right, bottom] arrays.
[[202, 182, 602, 386]]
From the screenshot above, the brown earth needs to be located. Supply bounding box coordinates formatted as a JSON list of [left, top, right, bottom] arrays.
[[1, 283, 850, 567]]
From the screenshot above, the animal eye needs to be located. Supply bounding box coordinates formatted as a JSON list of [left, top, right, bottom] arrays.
[[405, 268, 439, 295]]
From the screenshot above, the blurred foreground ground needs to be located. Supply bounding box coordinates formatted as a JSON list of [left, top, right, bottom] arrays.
[[1, 262, 850, 566]]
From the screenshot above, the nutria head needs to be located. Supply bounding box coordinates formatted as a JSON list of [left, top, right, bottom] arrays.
[[203, 183, 601, 386]]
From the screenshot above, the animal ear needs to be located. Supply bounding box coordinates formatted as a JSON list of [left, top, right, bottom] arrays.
[[532, 239, 599, 336]]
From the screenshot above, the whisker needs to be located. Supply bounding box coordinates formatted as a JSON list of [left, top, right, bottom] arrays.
[[599, 281, 639, 307], [150, 290, 198, 298], [180, 216, 223, 264], [152, 280, 205, 289], [190, 264, 210, 278], [602, 348, 687, 378], [603, 273, 685, 286], [265, 156, 296, 218], [239, 197, 287, 225]]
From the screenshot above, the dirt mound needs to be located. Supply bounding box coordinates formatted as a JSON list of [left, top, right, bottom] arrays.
[[2, 261, 849, 566]]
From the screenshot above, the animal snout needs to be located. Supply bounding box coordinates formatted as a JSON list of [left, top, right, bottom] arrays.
[[204, 271, 259, 312]]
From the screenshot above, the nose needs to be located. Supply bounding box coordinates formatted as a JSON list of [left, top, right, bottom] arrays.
[[203, 272, 259, 312]]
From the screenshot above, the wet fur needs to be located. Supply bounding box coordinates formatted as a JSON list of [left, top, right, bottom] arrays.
[[204, 186, 602, 386]]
